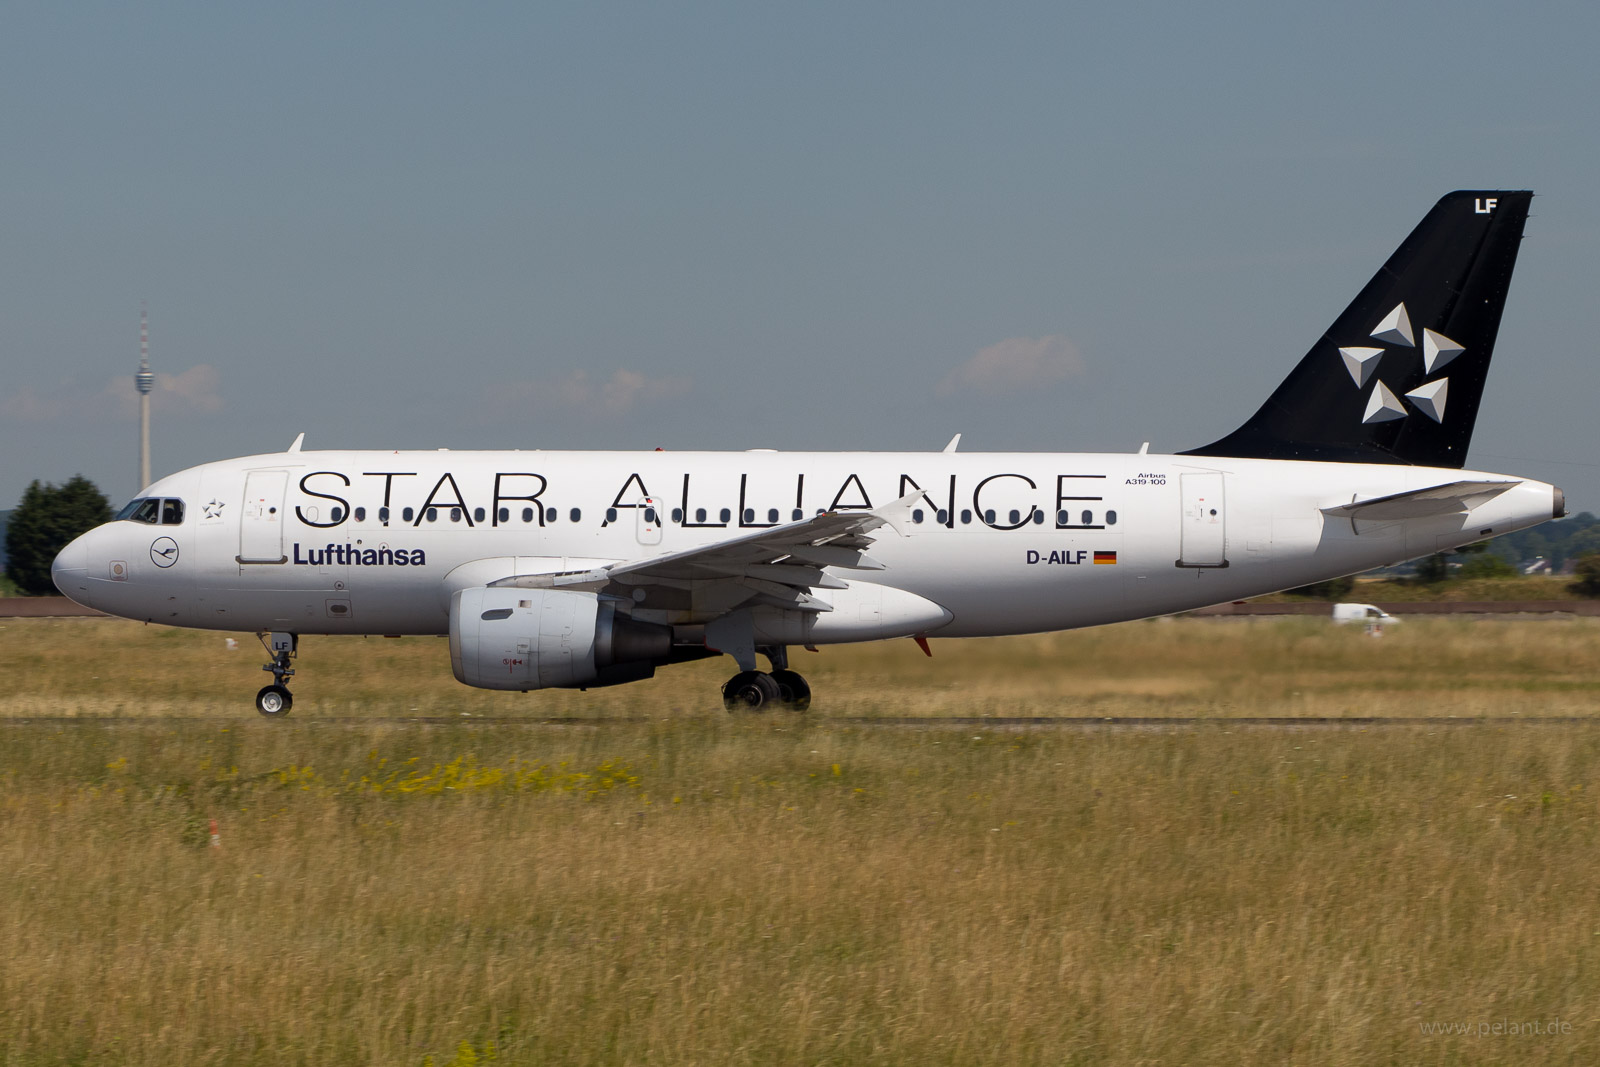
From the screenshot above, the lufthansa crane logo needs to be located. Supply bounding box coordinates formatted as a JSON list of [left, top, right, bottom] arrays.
[[150, 537, 179, 568]]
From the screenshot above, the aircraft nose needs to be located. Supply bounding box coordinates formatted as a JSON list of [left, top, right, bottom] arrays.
[[51, 534, 90, 599]]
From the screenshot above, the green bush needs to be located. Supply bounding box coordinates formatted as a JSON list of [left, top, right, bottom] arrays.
[[1571, 554, 1600, 597], [1286, 575, 1356, 599], [1458, 552, 1516, 579]]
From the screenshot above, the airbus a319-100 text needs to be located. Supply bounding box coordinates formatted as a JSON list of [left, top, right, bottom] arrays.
[[53, 191, 1564, 715]]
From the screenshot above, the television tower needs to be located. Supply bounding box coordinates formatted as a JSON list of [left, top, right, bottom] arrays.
[[136, 305, 154, 491]]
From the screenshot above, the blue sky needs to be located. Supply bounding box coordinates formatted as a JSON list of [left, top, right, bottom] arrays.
[[4, 1, 1598, 510]]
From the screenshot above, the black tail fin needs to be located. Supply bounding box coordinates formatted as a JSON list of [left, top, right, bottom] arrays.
[[1183, 190, 1531, 467]]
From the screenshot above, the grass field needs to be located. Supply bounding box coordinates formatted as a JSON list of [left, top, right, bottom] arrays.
[[6, 613, 1600, 721], [3, 617, 1599, 1064]]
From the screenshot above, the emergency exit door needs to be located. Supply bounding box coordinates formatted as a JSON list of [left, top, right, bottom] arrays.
[[1178, 472, 1228, 568], [635, 495, 663, 545]]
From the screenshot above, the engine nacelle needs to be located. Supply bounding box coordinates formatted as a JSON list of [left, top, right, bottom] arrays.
[[449, 587, 672, 691]]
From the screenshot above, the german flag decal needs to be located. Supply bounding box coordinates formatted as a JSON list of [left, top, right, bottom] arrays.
[[1093, 551, 1117, 565]]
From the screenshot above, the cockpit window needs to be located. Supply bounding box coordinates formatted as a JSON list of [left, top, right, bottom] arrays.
[[117, 498, 161, 524], [115, 497, 184, 524]]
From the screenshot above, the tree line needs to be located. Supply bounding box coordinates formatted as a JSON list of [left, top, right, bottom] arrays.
[[3, 477, 111, 596]]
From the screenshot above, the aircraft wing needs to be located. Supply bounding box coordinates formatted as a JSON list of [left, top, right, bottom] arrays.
[[1321, 480, 1521, 522], [491, 493, 920, 614]]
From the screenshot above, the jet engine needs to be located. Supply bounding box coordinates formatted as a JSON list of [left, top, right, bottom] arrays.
[[449, 587, 673, 691]]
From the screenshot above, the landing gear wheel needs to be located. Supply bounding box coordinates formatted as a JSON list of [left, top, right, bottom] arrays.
[[256, 684, 293, 717], [723, 670, 781, 711], [769, 669, 812, 711]]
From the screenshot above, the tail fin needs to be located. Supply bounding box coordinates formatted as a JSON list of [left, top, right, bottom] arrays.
[[1183, 190, 1531, 467]]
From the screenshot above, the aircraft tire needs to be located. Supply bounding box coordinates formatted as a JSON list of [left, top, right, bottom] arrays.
[[769, 669, 811, 711], [723, 671, 780, 711], [256, 684, 293, 717]]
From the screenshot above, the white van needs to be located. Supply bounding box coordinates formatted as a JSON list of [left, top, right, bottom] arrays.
[[1331, 603, 1401, 625]]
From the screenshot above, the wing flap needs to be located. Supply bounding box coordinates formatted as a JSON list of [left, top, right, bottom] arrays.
[[488, 493, 920, 620]]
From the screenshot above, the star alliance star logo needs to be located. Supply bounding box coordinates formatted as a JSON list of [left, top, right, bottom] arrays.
[[202, 499, 225, 520], [1339, 302, 1456, 427]]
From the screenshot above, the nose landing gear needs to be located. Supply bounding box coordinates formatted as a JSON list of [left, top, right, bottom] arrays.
[[255, 631, 298, 717]]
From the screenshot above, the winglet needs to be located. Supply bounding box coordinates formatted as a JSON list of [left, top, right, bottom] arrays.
[[287, 433, 305, 453], [943, 434, 961, 453], [872, 489, 927, 535]]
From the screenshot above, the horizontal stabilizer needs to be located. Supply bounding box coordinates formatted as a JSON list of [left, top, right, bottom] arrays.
[[1321, 479, 1520, 522]]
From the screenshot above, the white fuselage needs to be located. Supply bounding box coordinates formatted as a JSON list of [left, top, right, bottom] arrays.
[[53, 448, 1560, 641]]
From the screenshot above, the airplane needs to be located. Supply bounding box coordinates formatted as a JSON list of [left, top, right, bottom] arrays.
[[51, 190, 1564, 716]]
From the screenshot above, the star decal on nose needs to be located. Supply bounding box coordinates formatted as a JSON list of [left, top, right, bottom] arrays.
[[202, 499, 226, 520]]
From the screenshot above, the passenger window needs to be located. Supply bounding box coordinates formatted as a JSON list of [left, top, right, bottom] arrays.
[[497, 508, 509, 523], [936, 509, 949, 525], [1107, 510, 1118, 525], [161, 499, 185, 525], [354, 507, 366, 522], [330, 506, 344, 523], [1008, 509, 1020, 525], [571, 508, 582, 523], [672, 508, 683, 523], [792, 509, 803, 521], [767, 508, 779, 523], [521, 507, 534, 523], [645, 508, 658, 524], [984, 509, 996, 525], [912, 508, 924, 524], [426, 508, 438, 522], [606, 508, 618, 523], [403, 507, 415, 522], [742, 508, 754, 523], [473, 507, 485, 523], [1082, 509, 1093, 525], [1032, 509, 1044, 525], [960, 509, 972, 525], [695, 508, 707, 523], [378, 506, 390, 525], [545, 507, 557, 523], [1057, 509, 1070, 525], [719, 508, 731, 523], [449, 508, 461, 522]]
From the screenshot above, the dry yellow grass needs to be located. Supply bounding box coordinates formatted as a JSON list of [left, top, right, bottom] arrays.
[[4, 613, 1600, 719], [2, 618, 1599, 1064]]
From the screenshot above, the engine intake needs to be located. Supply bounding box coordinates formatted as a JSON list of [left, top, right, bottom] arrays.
[[450, 587, 672, 691]]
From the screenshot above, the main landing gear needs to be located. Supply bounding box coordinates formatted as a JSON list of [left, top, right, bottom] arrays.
[[722, 646, 811, 712], [255, 632, 298, 717]]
